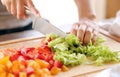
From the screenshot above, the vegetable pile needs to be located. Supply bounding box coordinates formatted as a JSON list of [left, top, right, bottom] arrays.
[[0, 38, 68, 77], [0, 33, 120, 77], [46, 33, 120, 66]]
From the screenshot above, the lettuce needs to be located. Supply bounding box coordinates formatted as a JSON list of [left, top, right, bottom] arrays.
[[54, 51, 86, 66], [48, 37, 64, 47], [47, 33, 120, 66]]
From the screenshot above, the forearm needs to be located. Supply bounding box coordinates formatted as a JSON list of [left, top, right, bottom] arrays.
[[74, 0, 96, 20]]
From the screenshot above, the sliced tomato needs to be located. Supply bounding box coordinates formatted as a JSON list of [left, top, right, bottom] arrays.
[[17, 56, 26, 62], [37, 47, 46, 53], [25, 66, 34, 76], [20, 47, 35, 55], [26, 47, 35, 52], [20, 47, 35, 60], [37, 53, 45, 60], [10, 53, 20, 62], [45, 54, 53, 62], [13, 70, 19, 77], [54, 60, 63, 68], [47, 60, 54, 70], [41, 45, 51, 52]]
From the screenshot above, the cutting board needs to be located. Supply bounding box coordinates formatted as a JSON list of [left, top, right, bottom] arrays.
[[0, 34, 120, 77]]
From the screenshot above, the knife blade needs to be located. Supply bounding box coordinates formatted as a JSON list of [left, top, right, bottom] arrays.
[[25, 8, 66, 37], [33, 18, 67, 37]]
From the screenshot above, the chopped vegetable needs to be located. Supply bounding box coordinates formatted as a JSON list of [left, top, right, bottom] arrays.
[[47, 33, 120, 66], [54, 51, 86, 66]]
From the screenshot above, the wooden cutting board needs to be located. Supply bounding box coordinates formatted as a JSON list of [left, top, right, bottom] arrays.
[[0, 34, 120, 77]]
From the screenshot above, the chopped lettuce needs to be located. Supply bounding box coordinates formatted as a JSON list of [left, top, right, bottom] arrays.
[[46, 33, 58, 40], [47, 33, 120, 66], [54, 51, 86, 66], [65, 34, 81, 47], [53, 42, 68, 51], [48, 37, 64, 47]]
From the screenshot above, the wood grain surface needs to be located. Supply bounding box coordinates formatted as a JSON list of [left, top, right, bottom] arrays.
[[0, 34, 120, 77]]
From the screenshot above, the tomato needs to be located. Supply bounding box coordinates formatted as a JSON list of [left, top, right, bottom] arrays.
[[37, 53, 45, 60], [26, 48, 35, 52], [41, 45, 51, 52], [17, 56, 26, 62], [10, 53, 20, 62], [25, 66, 34, 76], [45, 54, 53, 62], [37, 47, 47, 53], [54, 60, 63, 68], [20, 47, 35, 55], [47, 60, 54, 70], [13, 71, 19, 77], [24, 52, 34, 60]]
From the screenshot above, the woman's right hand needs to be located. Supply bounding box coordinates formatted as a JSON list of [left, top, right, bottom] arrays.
[[1, 0, 40, 19]]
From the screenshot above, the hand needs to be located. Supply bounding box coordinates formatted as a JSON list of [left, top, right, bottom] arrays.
[[1, 0, 40, 19], [71, 19, 99, 45]]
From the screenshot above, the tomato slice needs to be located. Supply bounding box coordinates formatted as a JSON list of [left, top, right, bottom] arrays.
[[47, 60, 54, 70], [41, 45, 51, 52], [25, 66, 34, 76], [54, 60, 63, 68], [20, 47, 35, 55], [10, 53, 20, 62]]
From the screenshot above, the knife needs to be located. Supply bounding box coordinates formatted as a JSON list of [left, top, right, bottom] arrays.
[[25, 8, 66, 37]]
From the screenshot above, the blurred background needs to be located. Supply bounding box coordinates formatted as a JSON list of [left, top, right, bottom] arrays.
[[33, 0, 120, 26]]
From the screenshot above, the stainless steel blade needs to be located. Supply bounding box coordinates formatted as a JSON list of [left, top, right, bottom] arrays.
[[25, 8, 66, 37], [32, 18, 67, 37]]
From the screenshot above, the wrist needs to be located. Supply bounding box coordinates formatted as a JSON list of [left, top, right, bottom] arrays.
[[74, 0, 96, 20], [79, 12, 96, 20]]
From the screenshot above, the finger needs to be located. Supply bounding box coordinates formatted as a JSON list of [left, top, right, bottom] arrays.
[[83, 26, 93, 45], [24, 15, 30, 18], [71, 23, 79, 36], [77, 24, 87, 43], [92, 29, 99, 44], [5, 0, 11, 12], [26, 0, 40, 17], [11, 0, 17, 16], [17, 0, 25, 19]]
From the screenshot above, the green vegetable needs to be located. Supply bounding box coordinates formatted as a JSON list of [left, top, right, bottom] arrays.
[[53, 42, 68, 51], [48, 37, 64, 47], [54, 51, 86, 66], [46, 33, 58, 40], [47, 33, 120, 66], [65, 34, 81, 47]]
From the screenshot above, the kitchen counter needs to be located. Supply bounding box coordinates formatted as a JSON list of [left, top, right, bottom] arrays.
[[0, 30, 44, 42]]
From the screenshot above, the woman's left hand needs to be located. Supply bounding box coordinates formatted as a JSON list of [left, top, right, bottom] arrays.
[[71, 19, 99, 45]]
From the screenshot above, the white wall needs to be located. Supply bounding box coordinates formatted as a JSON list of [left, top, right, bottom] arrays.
[[90, 0, 106, 20], [33, 0, 78, 26], [33, 0, 106, 25]]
